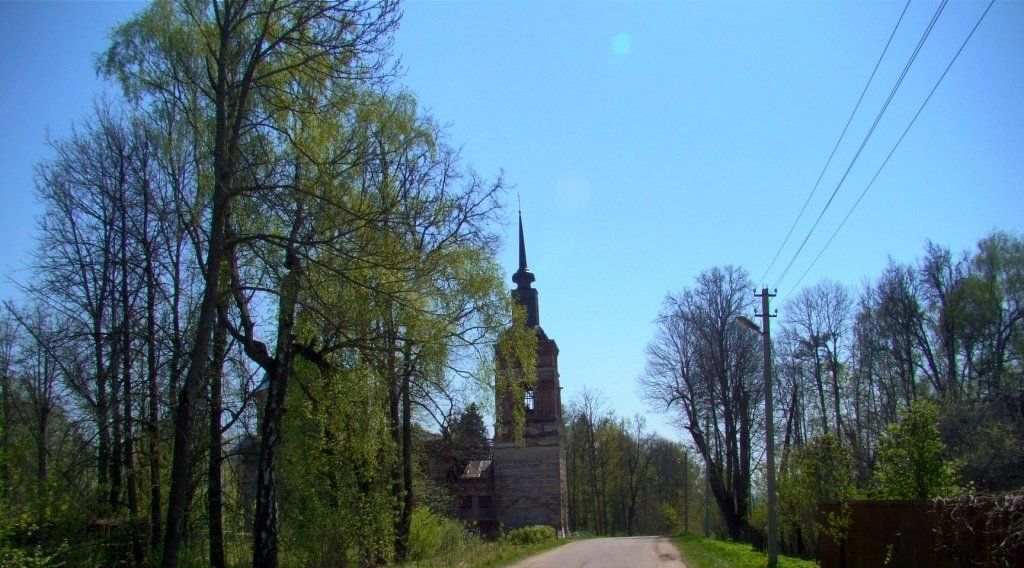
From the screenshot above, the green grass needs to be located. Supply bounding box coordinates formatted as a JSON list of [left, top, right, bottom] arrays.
[[401, 537, 574, 568], [674, 534, 818, 568]]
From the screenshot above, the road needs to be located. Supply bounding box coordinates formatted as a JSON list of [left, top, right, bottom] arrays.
[[507, 536, 687, 568]]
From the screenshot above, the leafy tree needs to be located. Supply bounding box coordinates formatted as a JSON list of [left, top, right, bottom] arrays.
[[872, 400, 959, 499], [777, 433, 857, 557], [448, 403, 491, 466], [102, 2, 401, 564], [279, 358, 395, 566]]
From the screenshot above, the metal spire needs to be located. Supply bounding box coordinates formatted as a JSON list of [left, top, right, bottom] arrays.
[[518, 211, 528, 271], [512, 211, 535, 289], [511, 210, 539, 328]]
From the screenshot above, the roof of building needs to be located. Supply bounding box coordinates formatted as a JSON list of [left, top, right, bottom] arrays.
[[461, 459, 494, 479]]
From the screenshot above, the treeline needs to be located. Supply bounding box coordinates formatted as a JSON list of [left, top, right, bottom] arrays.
[[564, 389, 715, 538], [641, 233, 1023, 556], [0, 1, 531, 567]]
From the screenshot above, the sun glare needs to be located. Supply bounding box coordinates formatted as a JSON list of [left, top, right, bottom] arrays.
[[612, 32, 632, 56]]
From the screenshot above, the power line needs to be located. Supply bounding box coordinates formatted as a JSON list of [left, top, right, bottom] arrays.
[[759, 0, 912, 287], [785, 0, 997, 299], [772, 0, 949, 290]]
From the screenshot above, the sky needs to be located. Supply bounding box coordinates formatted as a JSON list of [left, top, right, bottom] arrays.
[[1, 1, 1022, 442]]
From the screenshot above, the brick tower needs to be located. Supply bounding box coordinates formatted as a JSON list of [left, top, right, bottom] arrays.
[[493, 213, 570, 537]]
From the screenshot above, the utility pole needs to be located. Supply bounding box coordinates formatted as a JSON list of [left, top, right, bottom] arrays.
[[703, 415, 711, 538], [737, 289, 778, 565], [683, 451, 690, 534], [760, 288, 778, 567]]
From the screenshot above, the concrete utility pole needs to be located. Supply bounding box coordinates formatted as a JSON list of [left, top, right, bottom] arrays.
[[683, 451, 689, 533], [703, 415, 711, 538], [737, 288, 778, 567]]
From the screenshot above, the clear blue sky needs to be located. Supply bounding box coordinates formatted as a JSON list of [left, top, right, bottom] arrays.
[[2, 1, 1022, 441]]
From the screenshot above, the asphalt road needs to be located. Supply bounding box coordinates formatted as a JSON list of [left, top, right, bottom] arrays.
[[507, 536, 687, 568]]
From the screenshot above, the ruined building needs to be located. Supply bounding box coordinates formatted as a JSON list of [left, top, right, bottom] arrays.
[[436, 213, 569, 537]]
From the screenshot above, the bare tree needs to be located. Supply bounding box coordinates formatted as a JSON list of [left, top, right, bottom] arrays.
[[783, 281, 852, 438], [641, 265, 762, 540]]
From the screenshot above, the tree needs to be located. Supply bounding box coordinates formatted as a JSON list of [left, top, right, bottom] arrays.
[[872, 400, 958, 499], [448, 403, 491, 466], [641, 266, 762, 540], [102, 2, 400, 565], [777, 433, 856, 557], [783, 281, 852, 438]]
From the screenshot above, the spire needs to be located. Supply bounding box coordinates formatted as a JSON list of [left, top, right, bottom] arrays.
[[518, 212, 528, 271], [511, 211, 539, 328], [512, 211, 535, 289]]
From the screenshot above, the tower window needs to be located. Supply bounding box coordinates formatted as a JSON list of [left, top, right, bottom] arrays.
[[524, 389, 535, 413]]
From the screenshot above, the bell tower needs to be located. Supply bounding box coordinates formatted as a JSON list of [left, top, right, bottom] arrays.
[[493, 212, 569, 537]]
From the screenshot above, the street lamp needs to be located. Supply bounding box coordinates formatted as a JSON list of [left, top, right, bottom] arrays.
[[735, 315, 760, 334], [735, 294, 778, 568]]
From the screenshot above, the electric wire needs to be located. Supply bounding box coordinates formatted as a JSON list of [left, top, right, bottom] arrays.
[[785, 0, 997, 299], [771, 0, 949, 290], [758, 0, 912, 287]]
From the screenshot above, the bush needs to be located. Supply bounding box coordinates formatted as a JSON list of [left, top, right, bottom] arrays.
[[776, 433, 857, 557], [408, 508, 470, 562], [502, 525, 556, 545], [873, 400, 960, 499]]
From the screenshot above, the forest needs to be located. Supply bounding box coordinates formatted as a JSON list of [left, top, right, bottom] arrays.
[[1, 1, 1021, 567]]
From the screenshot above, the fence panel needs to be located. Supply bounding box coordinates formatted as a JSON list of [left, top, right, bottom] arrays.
[[819, 498, 1023, 568]]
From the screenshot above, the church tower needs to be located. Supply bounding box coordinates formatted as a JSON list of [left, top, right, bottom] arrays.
[[493, 213, 570, 537]]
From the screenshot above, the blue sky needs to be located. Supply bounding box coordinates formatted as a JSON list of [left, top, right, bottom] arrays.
[[2, 1, 1022, 440]]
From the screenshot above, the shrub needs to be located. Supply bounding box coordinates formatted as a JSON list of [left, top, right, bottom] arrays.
[[777, 433, 857, 557], [503, 525, 556, 545], [873, 400, 960, 499], [408, 508, 470, 562]]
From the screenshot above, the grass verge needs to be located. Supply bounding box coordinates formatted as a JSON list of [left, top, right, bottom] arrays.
[[674, 534, 817, 568], [401, 537, 574, 568]]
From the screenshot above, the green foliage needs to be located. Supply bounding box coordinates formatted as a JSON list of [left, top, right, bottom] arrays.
[[502, 525, 556, 545], [407, 507, 469, 562], [402, 512, 570, 568], [872, 400, 960, 499], [0, 503, 66, 568], [674, 534, 818, 568], [279, 358, 396, 566], [449, 404, 490, 463], [400, 536, 569, 568], [495, 304, 538, 445], [777, 433, 858, 555]]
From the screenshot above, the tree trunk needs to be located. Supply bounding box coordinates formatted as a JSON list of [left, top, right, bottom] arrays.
[[143, 180, 162, 551], [208, 309, 228, 568], [161, 189, 228, 568], [110, 343, 123, 511], [252, 197, 303, 568], [36, 404, 49, 483], [386, 329, 403, 556], [398, 352, 415, 560], [96, 327, 111, 501], [125, 340, 145, 567], [161, 8, 239, 556]]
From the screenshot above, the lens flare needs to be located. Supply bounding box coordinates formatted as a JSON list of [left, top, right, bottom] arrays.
[[612, 33, 631, 56]]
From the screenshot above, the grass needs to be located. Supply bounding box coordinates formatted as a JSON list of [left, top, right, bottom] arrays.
[[401, 537, 574, 568], [673, 534, 818, 568]]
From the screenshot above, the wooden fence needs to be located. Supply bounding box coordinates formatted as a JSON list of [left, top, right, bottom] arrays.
[[818, 497, 1023, 568]]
